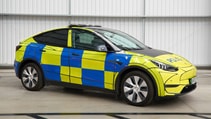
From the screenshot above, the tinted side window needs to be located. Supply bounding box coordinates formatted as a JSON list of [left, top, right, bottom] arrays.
[[72, 30, 106, 51], [34, 29, 68, 47]]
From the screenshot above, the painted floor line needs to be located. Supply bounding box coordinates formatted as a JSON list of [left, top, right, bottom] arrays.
[[0, 112, 211, 119]]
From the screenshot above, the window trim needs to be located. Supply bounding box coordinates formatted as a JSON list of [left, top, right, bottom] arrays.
[[71, 29, 111, 52]]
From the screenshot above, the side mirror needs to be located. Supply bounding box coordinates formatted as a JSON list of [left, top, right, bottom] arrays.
[[147, 46, 152, 49], [97, 45, 108, 52]]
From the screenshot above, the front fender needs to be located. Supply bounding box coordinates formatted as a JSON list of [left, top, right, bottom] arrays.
[[114, 64, 165, 98]]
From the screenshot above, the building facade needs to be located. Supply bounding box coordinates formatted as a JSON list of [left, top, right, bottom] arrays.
[[0, 0, 211, 67]]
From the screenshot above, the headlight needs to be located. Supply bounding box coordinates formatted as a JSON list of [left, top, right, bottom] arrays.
[[151, 60, 178, 72]]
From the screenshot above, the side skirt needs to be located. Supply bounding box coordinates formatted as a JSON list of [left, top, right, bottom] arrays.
[[45, 80, 116, 94]]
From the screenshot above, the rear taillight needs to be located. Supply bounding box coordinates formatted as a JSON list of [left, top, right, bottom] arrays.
[[16, 45, 22, 51]]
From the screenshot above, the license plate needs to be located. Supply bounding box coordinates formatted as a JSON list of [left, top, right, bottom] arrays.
[[190, 77, 197, 84]]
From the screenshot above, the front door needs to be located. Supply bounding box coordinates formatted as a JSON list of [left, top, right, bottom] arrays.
[[69, 29, 116, 89]]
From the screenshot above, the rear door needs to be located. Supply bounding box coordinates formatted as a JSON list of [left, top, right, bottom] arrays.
[[34, 29, 70, 83]]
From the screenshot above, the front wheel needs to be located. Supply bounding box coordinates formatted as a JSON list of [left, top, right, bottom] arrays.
[[20, 63, 44, 91], [121, 71, 154, 106]]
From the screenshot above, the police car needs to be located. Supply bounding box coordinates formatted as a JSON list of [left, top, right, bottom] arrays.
[[14, 24, 197, 106]]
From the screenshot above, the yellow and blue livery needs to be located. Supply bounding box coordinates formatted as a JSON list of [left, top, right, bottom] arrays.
[[14, 25, 197, 106]]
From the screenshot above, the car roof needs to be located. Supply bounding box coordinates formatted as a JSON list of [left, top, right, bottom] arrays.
[[68, 24, 112, 31], [68, 24, 101, 28]]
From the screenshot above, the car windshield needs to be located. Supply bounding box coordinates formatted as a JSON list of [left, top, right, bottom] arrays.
[[94, 29, 147, 50]]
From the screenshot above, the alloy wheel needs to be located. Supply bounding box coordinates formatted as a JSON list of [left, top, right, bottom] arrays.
[[123, 76, 148, 103], [22, 66, 38, 88]]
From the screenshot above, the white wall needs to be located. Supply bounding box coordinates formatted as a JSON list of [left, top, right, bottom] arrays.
[[71, 0, 144, 16], [0, 0, 69, 15], [146, 0, 211, 16], [0, 0, 211, 67], [0, 16, 69, 65], [145, 18, 211, 66]]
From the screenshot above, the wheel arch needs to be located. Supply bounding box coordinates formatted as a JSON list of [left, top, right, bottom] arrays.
[[115, 66, 158, 98], [18, 58, 44, 80]]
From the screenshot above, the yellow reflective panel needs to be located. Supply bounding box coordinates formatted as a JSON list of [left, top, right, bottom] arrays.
[[70, 67, 82, 85], [159, 72, 178, 84], [15, 51, 24, 62], [60, 66, 70, 83], [82, 51, 106, 71], [104, 71, 114, 90], [180, 66, 197, 80], [155, 54, 192, 67], [41, 46, 63, 65], [112, 72, 119, 90], [15, 40, 34, 62], [82, 60, 105, 70], [70, 67, 82, 78], [15, 51, 25, 62], [165, 85, 185, 95], [129, 56, 146, 64], [104, 83, 113, 90], [24, 37, 36, 43], [180, 80, 190, 85], [71, 77, 82, 85], [125, 51, 144, 56], [68, 30, 72, 47], [146, 68, 165, 96], [15, 46, 27, 62]]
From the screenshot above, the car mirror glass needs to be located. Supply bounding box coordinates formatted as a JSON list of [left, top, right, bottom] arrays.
[[97, 45, 108, 52]]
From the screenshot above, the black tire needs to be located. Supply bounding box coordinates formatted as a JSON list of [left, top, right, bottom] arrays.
[[20, 63, 44, 91], [121, 71, 154, 106]]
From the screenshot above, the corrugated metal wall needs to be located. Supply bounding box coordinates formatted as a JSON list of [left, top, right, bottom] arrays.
[[0, 0, 69, 15], [71, 0, 144, 16], [0, 16, 69, 65], [145, 18, 211, 66], [144, 0, 211, 66], [0, 0, 211, 66], [145, 0, 211, 16]]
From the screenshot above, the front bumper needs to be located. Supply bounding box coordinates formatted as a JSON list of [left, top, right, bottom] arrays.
[[157, 65, 197, 96], [181, 83, 197, 94]]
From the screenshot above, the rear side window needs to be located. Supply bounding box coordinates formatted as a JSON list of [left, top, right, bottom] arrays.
[[34, 29, 68, 47]]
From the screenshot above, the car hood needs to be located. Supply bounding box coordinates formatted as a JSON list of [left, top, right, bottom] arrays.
[[130, 48, 192, 67]]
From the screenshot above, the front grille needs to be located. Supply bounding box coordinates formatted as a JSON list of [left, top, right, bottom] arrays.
[[181, 83, 197, 94]]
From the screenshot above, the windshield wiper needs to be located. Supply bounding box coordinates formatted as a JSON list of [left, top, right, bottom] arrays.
[[115, 44, 143, 51], [129, 48, 144, 50]]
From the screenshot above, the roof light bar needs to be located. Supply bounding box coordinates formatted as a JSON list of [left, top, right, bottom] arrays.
[[68, 24, 101, 28]]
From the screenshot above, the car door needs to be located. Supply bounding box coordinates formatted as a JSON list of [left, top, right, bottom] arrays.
[[69, 29, 117, 89], [34, 29, 70, 83]]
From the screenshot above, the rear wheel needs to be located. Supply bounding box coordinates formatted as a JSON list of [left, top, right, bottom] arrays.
[[20, 63, 44, 91], [121, 71, 154, 106]]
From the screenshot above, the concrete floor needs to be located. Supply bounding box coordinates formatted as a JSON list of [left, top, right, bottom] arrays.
[[0, 69, 211, 119]]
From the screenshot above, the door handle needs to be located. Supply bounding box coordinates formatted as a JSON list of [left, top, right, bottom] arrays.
[[115, 61, 122, 65], [107, 60, 123, 65], [40, 49, 46, 52], [72, 53, 79, 56]]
